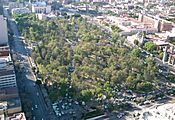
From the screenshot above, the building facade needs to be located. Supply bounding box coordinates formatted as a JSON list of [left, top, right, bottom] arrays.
[[11, 7, 31, 15], [8, 2, 24, 10], [0, 46, 16, 89], [32, 2, 51, 14], [0, 15, 8, 46], [138, 13, 173, 32], [0, 70, 16, 89]]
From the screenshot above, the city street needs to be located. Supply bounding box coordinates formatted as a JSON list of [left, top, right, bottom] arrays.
[[3, 7, 50, 120]]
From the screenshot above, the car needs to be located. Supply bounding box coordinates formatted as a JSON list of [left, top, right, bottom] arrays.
[[68, 96, 71, 99], [58, 113, 62, 117], [75, 101, 79, 105], [31, 107, 33, 111], [35, 105, 38, 109], [66, 93, 68, 96], [69, 111, 73, 114], [61, 111, 64, 115], [33, 116, 35, 120], [65, 106, 69, 110], [62, 105, 65, 109], [59, 100, 62, 103], [56, 107, 59, 111], [37, 92, 39, 96]]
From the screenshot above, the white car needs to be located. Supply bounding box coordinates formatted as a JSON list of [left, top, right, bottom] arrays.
[[58, 113, 62, 117], [61, 111, 64, 115], [35, 105, 38, 109]]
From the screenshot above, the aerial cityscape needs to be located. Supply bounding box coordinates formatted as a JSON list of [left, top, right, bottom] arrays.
[[0, 0, 175, 120]]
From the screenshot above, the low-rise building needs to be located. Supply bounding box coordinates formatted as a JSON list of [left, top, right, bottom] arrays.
[[105, 15, 157, 36], [139, 13, 173, 32], [6, 97, 22, 114], [8, 2, 24, 10], [32, 2, 51, 14], [0, 87, 22, 116], [0, 97, 22, 115], [7, 112, 26, 120], [36, 13, 57, 20], [11, 7, 31, 15], [167, 6, 175, 15], [36, 13, 47, 20]]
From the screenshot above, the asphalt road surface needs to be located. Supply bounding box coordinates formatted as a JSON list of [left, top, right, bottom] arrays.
[[3, 7, 49, 120]]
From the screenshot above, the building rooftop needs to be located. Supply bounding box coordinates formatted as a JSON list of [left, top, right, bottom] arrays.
[[105, 15, 156, 34], [0, 101, 7, 110], [7, 112, 26, 120], [33, 1, 47, 7], [139, 103, 175, 120], [7, 97, 21, 109], [0, 97, 21, 110]]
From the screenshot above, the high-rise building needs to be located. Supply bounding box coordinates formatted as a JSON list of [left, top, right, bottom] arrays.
[[0, 15, 8, 46], [0, 46, 17, 89]]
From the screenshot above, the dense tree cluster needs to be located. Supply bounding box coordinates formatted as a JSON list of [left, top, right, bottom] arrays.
[[14, 14, 159, 103]]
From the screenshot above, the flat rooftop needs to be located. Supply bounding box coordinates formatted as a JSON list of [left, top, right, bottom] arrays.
[[7, 112, 26, 120], [0, 97, 21, 109], [7, 97, 21, 109]]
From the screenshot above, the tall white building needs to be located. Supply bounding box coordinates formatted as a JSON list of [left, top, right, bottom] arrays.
[[0, 15, 8, 46]]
